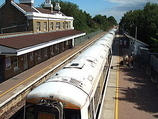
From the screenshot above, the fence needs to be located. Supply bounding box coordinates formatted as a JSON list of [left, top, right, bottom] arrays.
[[150, 55, 158, 73], [138, 47, 150, 65], [74, 30, 103, 46]]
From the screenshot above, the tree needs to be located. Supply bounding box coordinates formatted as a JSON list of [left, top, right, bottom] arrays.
[[143, 2, 158, 44], [39, 0, 117, 33], [151, 33, 158, 52], [93, 14, 109, 31], [119, 2, 158, 52], [108, 16, 117, 26]]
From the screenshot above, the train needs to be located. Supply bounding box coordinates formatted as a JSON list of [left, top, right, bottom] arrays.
[[24, 28, 117, 119]]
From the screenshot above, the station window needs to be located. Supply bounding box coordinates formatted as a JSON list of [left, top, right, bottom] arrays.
[[68, 22, 71, 29], [30, 52, 34, 61], [61, 42, 65, 51], [66, 40, 69, 46], [56, 22, 60, 30], [44, 22, 47, 31], [65, 22, 68, 29], [44, 48, 48, 57], [5, 57, 11, 70], [37, 22, 41, 31], [55, 44, 59, 53], [63, 22, 65, 29], [50, 22, 53, 30], [13, 57, 18, 71], [37, 50, 42, 61]]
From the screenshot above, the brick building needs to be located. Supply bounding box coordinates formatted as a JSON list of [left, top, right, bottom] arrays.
[[0, 0, 85, 82]]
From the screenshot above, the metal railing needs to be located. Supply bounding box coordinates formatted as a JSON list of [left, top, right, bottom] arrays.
[[150, 55, 158, 73], [74, 30, 103, 46]]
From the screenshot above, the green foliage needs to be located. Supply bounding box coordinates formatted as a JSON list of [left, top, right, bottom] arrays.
[[120, 2, 158, 53], [108, 16, 117, 26], [151, 33, 158, 52], [39, 0, 117, 33]]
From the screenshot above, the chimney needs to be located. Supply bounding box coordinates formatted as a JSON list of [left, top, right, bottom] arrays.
[[6, 0, 14, 3], [54, 3, 61, 12], [44, 0, 53, 13], [19, 0, 34, 6]]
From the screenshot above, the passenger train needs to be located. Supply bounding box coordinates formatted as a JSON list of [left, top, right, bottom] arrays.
[[25, 28, 117, 119]]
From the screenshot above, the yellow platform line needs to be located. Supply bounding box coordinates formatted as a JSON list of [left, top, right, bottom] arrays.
[[115, 46, 120, 119], [0, 50, 75, 97], [0, 34, 103, 97]]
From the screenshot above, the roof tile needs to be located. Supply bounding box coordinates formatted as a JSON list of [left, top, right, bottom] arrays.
[[16, 3, 37, 12], [0, 30, 85, 49]]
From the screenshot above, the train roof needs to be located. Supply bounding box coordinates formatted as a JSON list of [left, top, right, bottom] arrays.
[[27, 82, 88, 107], [26, 29, 116, 108]]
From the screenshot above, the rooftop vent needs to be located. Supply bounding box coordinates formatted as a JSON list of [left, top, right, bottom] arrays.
[[44, 0, 53, 13], [69, 78, 83, 88], [64, 63, 84, 69], [54, 3, 61, 11], [19, 0, 34, 6], [70, 63, 79, 66]]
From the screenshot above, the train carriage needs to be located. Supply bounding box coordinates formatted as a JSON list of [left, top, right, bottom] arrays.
[[25, 28, 116, 119]]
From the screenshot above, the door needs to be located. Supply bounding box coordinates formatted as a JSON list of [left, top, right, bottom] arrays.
[[24, 54, 28, 70], [0, 58, 4, 82]]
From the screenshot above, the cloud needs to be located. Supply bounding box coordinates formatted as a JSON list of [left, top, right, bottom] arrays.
[[101, 0, 158, 23], [100, 8, 124, 23], [103, 0, 158, 12], [104, 0, 158, 4]]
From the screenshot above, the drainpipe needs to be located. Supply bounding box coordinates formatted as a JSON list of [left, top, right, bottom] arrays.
[[1, 24, 28, 34]]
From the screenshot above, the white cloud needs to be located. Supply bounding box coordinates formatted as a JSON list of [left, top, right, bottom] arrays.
[[104, 0, 158, 4], [101, 0, 158, 23], [100, 8, 124, 23], [103, 0, 158, 12]]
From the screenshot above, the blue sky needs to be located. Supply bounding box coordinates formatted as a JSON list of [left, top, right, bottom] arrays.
[[1, 0, 158, 23]]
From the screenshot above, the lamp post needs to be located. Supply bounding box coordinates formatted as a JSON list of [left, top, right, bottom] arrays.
[[135, 26, 137, 39], [130, 23, 137, 39]]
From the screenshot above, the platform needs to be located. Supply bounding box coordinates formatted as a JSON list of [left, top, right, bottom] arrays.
[[99, 33, 158, 119]]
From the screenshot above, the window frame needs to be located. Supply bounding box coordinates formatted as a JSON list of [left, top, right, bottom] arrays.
[[13, 57, 18, 71], [50, 22, 53, 30], [37, 22, 41, 31], [5, 57, 11, 70], [30, 52, 34, 61], [37, 50, 42, 61], [44, 22, 47, 31], [56, 22, 60, 30]]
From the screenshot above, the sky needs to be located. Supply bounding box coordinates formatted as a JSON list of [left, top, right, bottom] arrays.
[[1, 0, 158, 23]]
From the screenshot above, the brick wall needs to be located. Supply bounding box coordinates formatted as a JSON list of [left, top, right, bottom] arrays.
[[0, 2, 28, 33]]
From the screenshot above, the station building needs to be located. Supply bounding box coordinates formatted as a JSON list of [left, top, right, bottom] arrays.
[[0, 0, 85, 82]]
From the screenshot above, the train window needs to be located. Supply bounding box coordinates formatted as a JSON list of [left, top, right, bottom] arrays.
[[25, 104, 35, 119], [25, 103, 60, 119], [64, 109, 81, 119]]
